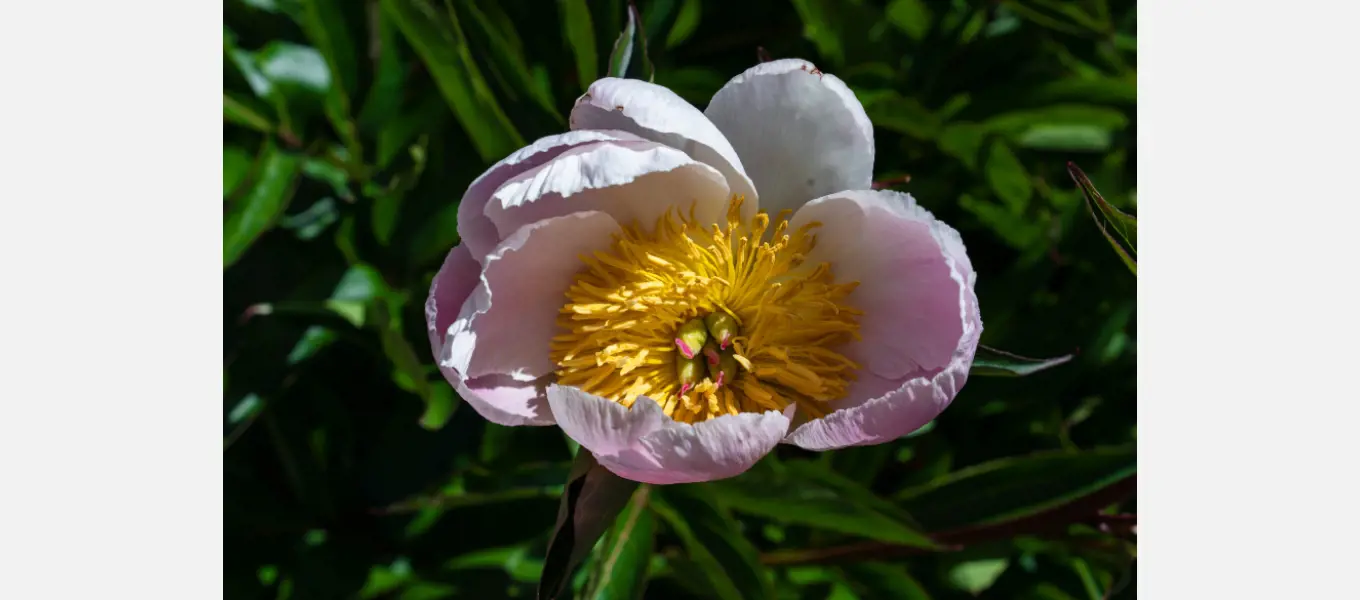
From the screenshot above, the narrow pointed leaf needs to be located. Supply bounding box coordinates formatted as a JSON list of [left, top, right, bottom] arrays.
[[383, 0, 524, 162], [655, 484, 775, 600], [607, 3, 636, 78], [560, 0, 598, 92], [708, 461, 936, 549], [895, 446, 1136, 531], [970, 345, 1074, 377], [1069, 162, 1137, 275]]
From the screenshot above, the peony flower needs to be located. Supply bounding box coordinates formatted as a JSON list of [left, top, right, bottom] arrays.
[[425, 59, 982, 485]]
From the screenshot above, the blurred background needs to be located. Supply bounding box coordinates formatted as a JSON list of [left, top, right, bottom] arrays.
[[224, 0, 1136, 598]]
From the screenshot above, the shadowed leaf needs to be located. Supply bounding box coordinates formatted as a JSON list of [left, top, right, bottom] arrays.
[[1069, 162, 1137, 275], [539, 452, 640, 600], [971, 345, 1074, 377]]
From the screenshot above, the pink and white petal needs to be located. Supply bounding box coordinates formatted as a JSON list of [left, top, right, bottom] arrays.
[[424, 245, 555, 426], [425, 244, 481, 358], [570, 78, 758, 210], [442, 211, 621, 384], [782, 345, 976, 450], [455, 375, 556, 427], [704, 59, 875, 216], [790, 189, 975, 381], [459, 130, 647, 261], [484, 140, 731, 240], [549, 385, 791, 484]]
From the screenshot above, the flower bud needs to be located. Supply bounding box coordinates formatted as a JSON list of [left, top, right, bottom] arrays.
[[704, 312, 740, 349], [674, 317, 709, 359], [675, 352, 705, 396], [707, 348, 739, 389], [701, 340, 722, 367]]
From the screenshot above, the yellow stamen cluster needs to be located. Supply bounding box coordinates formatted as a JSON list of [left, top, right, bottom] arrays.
[[551, 196, 862, 424]]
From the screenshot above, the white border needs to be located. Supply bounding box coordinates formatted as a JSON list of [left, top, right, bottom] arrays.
[[1140, 0, 1360, 596], [0, 2, 221, 597]]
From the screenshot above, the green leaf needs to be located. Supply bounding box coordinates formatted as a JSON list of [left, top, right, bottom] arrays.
[[1018, 124, 1113, 152], [256, 41, 332, 97], [408, 196, 461, 268], [606, 3, 637, 78], [839, 563, 933, 600], [886, 0, 933, 41], [971, 345, 1074, 377], [585, 487, 656, 600], [958, 193, 1043, 250], [895, 446, 1136, 531], [461, 0, 564, 123], [789, 0, 843, 65], [539, 451, 640, 600], [937, 123, 987, 170], [224, 146, 253, 198], [297, 0, 363, 163], [224, 143, 303, 268], [1069, 162, 1136, 275], [984, 140, 1033, 212], [947, 558, 1008, 595], [377, 93, 449, 171], [859, 90, 942, 141], [560, 0, 598, 92], [279, 197, 339, 240], [224, 92, 275, 133], [709, 461, 936, 549], [420, 385, 458, 431], [371, 137, 429, 245], [665, 0, 701, 48], [357, 6, 410, 135], [984, 105, 1128, 138], [653, 485, 775, 600], [383, 0, 524, 162]]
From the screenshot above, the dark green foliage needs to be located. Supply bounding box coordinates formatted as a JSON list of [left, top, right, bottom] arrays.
[[224, 1, 1137, 598]]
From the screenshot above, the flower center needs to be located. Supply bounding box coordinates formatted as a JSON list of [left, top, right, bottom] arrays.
[[551, 196, 862, 424]]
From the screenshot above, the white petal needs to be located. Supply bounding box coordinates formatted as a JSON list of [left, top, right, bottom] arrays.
[[705, 59, 875, 215], [442, 212, 621, 383], [484, 140, 731, 240], [458, 130, 646, 261], [571, 78, 758, 210], [549, 385, 791, 484]]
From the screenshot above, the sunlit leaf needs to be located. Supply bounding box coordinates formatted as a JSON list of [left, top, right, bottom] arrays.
[[948, 558, 1008, 595], [585, 487, 656, 599], [224, 142, 302, 267], [665, 0, 701, 48], [985, 140, 1033, 212], [560, 0, 598, 92], [383, 0, 524, 162]]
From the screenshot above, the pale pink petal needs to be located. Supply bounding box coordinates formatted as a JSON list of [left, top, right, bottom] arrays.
[[570, 78, 758, 210], [425, 245, 555, 426], [782, 189, 982, 450], [484, 140, 731, 240], [548, 385, 792, 484], [458, 130, 646, 261], [790, 189, 974, 381], [442, 211, 621, 386], [704, 59, 875, 216]]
